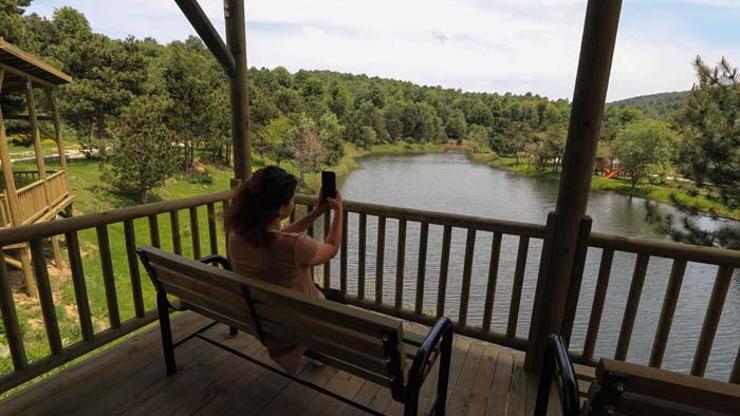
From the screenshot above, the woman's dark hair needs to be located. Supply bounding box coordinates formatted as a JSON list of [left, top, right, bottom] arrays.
[[225, 166, 298, 246]]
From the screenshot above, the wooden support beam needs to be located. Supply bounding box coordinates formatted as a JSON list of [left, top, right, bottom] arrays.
[[174, 0, 236, 77], [0, 70, 37, 297], [44, 87, 67, 169], [224, 0, 252, 183], [525, 0, 623, 372], [25, 79, 51, 208]]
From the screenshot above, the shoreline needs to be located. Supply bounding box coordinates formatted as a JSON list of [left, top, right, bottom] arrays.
[[322, 143, 739, 222]]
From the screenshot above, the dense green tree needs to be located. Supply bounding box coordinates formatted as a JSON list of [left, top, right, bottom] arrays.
[[445, 108, 468, 142], [613, 119, 678, 187], [0, 0, 31, 44], [468, 124, 491, 152], [676, 57, 738, 206], [285, 113, 327, 186], [318, 112, 344, 164], [109, 95, 179, 203]]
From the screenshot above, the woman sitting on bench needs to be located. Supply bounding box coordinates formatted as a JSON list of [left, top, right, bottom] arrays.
[[224, 166, 343, 375]]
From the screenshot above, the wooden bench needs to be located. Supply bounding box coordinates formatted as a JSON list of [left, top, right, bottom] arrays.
[[137, 246, 454, 416], [587, 359, 740, 416]]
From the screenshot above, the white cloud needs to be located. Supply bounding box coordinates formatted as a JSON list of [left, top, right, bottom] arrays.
[[26, 0, 740, 100]]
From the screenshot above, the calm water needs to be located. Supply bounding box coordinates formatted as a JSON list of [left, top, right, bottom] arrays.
[[320, 152, 739, 381]]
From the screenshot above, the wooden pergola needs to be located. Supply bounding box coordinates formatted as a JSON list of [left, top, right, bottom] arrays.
[[0, 37, 73, 296]]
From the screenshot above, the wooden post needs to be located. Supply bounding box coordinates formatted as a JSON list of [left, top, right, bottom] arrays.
[[224, 0, 251, 184], [525, 0, 623, 372], [0, 71, 37, 297], [44, 87, 66, 169], [25, 79, 51, 207]]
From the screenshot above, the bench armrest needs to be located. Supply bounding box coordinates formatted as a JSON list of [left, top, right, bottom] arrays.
[[197, 254, 232, 271], [405, 317, 454, 415]]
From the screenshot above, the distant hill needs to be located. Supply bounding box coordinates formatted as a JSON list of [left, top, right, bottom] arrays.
[[609, 91, 691, 118]]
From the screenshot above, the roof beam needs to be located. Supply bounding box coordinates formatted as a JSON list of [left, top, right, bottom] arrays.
[[174, 0, 236, 78]]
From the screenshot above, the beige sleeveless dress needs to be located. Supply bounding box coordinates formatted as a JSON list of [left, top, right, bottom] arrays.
[[227, 230, 323, 374]]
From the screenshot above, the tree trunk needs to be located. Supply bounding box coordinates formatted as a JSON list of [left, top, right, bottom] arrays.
[[631, 173, 639, 188], [96, 111, 106, 157], [140, 189, 148, 204]]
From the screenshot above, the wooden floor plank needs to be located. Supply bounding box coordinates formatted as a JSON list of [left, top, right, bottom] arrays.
[[486, 350, 515, 416], [0, 312, 208, 416], [466, 345, 500, 416], [506, 353, 528, 416], [447, 342, 486, 415], [0, 311, 552, 416]]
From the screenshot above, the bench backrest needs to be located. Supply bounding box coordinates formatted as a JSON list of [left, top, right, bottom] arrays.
[[138, 247, 407, 392], [589, 359, 740, 415]]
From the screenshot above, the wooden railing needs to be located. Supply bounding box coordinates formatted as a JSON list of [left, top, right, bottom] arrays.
[[0, 171, 41, 192], [46, 170, 68, 206], [0, 191, 229, 392], [0, 191, 737, 394], [16, 180, 47, 224]]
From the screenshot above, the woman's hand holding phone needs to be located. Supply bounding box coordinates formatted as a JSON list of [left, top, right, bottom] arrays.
[[326, 191, 342, 212]]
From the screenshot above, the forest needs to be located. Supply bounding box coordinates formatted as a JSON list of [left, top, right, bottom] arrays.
[[1, 2, 738, 245]]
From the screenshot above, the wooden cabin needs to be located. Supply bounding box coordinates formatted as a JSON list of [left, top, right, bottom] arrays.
[[0, 38, 73, 296], [0, 1, 738, 415]]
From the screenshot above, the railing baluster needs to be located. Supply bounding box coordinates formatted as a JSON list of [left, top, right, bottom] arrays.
[[148, 214, 160, 248], [436, 225, 452, 318], [414, 222, 429, 315], [169, 211, 182, 255], [29, 238, 63, 354], [562, 217, 593, 344], [583, 248, 614, 360], [458, 228, 477, 326], [123, 220, 145, 318], [96, 225, 121, 328], [691, 265, 734, 377], [340, 209, 348, 295], [649, 258, 687, 368], [222, 200, 230, 258], [207, 202, 218, 255], [394, 219, 407, 310], [731, 345, 740, 384], [507, 236, 530, 338], [189, 206, 201, 259], [615, 253, 649, 361], [0, 253, 27, 369], [323, 211, 331, 287], [358, 213, 366, 299], [65, 231, 95, 338], [482, 232, 502, 332], [375, 216, 386, 304]]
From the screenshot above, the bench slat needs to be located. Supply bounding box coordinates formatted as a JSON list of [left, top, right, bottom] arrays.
[[259, 320, 391, 376], [253, 302, 385, 358], [595, 359, 740, 415]]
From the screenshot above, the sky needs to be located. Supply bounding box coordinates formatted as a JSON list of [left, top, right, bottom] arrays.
[[26, 0, 740, 101]]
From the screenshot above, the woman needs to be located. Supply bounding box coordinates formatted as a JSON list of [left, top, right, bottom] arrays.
[[224, 166, 343, 374]]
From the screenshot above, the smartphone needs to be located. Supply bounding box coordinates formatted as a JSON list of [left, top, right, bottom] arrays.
[[321, 171, 337, 202]]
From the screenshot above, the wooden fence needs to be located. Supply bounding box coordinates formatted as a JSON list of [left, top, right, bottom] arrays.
[[0, 190, 737, 394]]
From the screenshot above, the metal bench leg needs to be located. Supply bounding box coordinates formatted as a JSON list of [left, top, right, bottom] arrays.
[[157, 292, 176, 375], [228, 326, 238, 337]]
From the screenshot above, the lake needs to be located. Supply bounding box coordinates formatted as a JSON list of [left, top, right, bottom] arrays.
[[321, 151, 738, 381]]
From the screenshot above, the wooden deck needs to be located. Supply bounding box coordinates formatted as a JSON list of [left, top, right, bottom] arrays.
[[0, 311, 550, 416]]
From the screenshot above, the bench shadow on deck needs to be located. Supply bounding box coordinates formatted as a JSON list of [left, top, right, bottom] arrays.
[[0, 311, 546, 416]]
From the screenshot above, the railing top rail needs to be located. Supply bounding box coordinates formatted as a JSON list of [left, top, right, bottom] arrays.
[[295, 194, 548, 238], [16, 179, 45, 195], [0, 189, 737, 267], [0, 190, 231, 245], [46, 170, 65, 180], [590, 231, 740, 267]]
